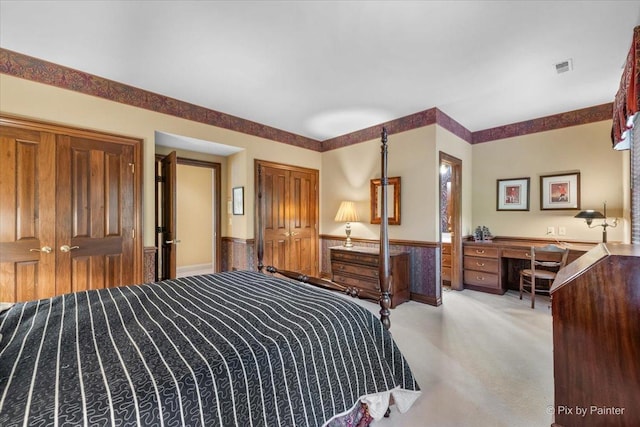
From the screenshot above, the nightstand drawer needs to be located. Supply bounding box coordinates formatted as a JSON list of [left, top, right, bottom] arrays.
[[463, 270, 500, 288], [331, 251, 377, 267], [464, 256, 499, 273], [332, 261, 379, 280], [333, 273, 379, 291]]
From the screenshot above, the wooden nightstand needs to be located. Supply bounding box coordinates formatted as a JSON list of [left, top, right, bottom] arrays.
[[329, 246, 410, 308]]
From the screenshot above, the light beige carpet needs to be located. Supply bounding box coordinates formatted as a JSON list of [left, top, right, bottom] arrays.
[[351, 288, 555, 427]]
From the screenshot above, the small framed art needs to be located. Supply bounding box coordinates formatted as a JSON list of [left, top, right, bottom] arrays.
[[232, 186, 244, 215], [540, 172, 580, 210], [497, 177, 530, 211]]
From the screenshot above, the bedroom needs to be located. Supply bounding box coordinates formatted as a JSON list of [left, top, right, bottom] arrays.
[[1, 1, 639, 426]]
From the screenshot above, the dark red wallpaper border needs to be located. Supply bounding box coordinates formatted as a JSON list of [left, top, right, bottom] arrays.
[[1, 48, 612, 151], [471, 103, 613, 144], [0, 48, 322, 151]]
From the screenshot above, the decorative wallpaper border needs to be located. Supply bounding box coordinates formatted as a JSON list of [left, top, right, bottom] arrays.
[[0, 48, 612, 151], [471, 103, 613, 144], [0, 48, 322, 151]]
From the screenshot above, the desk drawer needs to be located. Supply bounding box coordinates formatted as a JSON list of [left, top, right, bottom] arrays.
[[464, 270, 500, 288], [502, 248, 564, 262], [464, 246, 499, 258], [442, 267, 452, 281], [464, 256, 499, 273], [501, 248, 530, 260]]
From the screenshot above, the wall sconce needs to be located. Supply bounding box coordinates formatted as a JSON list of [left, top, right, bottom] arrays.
[[334, 201, 360, 247], [574, 202, 618, 243]]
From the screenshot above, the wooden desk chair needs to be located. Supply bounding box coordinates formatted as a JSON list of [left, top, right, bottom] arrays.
[[519, 244, 569, 309]]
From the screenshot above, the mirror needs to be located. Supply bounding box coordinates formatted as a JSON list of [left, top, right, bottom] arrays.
[[370, 176, 401, 225]]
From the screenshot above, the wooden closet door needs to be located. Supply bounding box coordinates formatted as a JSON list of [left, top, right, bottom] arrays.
[[0, 127, 57, 302], [288, 169, 317, 276], [261, 165, 290, 270], [257, 161, 318, 275], [55, 135, 135, 294]]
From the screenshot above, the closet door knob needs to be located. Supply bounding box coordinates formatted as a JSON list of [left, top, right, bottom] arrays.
[[165, 240, 181, 244], [30, 246, 52, 254], [60, 245, 80, 253]]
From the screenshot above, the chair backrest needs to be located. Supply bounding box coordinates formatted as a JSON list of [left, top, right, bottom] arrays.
[[530, 244, 570, 272]]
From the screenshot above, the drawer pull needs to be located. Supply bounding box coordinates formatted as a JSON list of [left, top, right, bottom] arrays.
[[475, 249, 485, 254], [476, 262, 485, 267], [476, 276, 485, 281], [525, 253, 531, 258]]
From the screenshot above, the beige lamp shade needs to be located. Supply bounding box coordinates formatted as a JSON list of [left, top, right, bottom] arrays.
[[335, 201, 359, 247], [334, 201, 360, 223]]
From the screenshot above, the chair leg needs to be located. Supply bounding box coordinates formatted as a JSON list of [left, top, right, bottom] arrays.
[[519, 274, 523, 300], [531, 278, 535, 309]]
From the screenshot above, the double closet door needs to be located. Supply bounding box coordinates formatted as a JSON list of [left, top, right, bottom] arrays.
[[0, 116, 142, 303], [257, 160, 319, 276]]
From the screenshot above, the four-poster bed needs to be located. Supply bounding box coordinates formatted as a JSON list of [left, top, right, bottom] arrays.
[[259, 127, 395, 328], [0, 128, 420, 426]]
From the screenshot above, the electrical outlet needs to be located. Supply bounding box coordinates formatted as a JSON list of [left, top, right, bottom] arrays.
[[547, 226, 555, 236], [558, 226, 566, 236]]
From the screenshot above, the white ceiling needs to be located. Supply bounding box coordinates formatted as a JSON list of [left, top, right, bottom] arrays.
[[1, 1, 640, 142]]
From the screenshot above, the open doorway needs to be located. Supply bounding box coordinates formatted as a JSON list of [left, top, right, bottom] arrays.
[[155, 154, 221, 281], [439, 152, 463, 291]]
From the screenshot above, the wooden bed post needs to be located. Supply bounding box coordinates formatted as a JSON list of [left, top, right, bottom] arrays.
[[258, 128, 393, 329], [379, 127, 391, 330]]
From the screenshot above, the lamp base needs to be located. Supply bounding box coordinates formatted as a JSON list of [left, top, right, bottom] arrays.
[[343, 223, 354, 247]]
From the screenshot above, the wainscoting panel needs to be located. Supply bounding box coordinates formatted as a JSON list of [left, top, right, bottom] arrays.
[[221, 238, 256, 271], [143, 247, 156, 283]]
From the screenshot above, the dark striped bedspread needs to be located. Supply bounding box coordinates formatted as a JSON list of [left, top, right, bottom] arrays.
[[0, 270, 420, 426]]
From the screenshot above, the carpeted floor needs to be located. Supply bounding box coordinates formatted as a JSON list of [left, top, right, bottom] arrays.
[[352, 288, 555, 427]]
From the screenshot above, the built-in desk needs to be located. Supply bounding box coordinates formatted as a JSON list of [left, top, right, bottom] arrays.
[[463, 239, 593, 294]]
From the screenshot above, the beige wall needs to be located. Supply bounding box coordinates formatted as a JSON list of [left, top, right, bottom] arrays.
[[176, 164, 213, 267], [472, 121, 629, 243], [321, 126, 439, 241], [1, 74, 629, 250], [0, 75, 320, 246]]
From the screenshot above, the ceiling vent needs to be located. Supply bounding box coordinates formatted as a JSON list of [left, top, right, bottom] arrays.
[[555, 59, 573, 74]]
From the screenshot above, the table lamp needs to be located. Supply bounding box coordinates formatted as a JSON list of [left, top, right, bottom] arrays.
[[335, 201, 360, 247]]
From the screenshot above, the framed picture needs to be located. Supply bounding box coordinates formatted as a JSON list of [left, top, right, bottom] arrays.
[[497, 177, 530, 211], [232, 186, 244, 215], [540, 172, 580, 210]]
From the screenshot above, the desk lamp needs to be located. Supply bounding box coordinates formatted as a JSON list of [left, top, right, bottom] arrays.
[[574, 202, 618, 243]]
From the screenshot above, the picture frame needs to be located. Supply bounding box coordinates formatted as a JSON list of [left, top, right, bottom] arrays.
[[232, 186, 244, 215], [497, 177, 530, 211], [370, 176, 401, 225], [540, 172, 580, 210]]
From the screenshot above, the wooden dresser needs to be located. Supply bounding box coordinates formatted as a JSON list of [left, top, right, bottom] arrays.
[[329, 246, 410, 308], [441, 243, 452, 284], [550, 244, 640, 426]]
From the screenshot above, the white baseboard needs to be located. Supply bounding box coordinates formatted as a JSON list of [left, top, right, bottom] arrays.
[[177, 263, 214, 278]]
